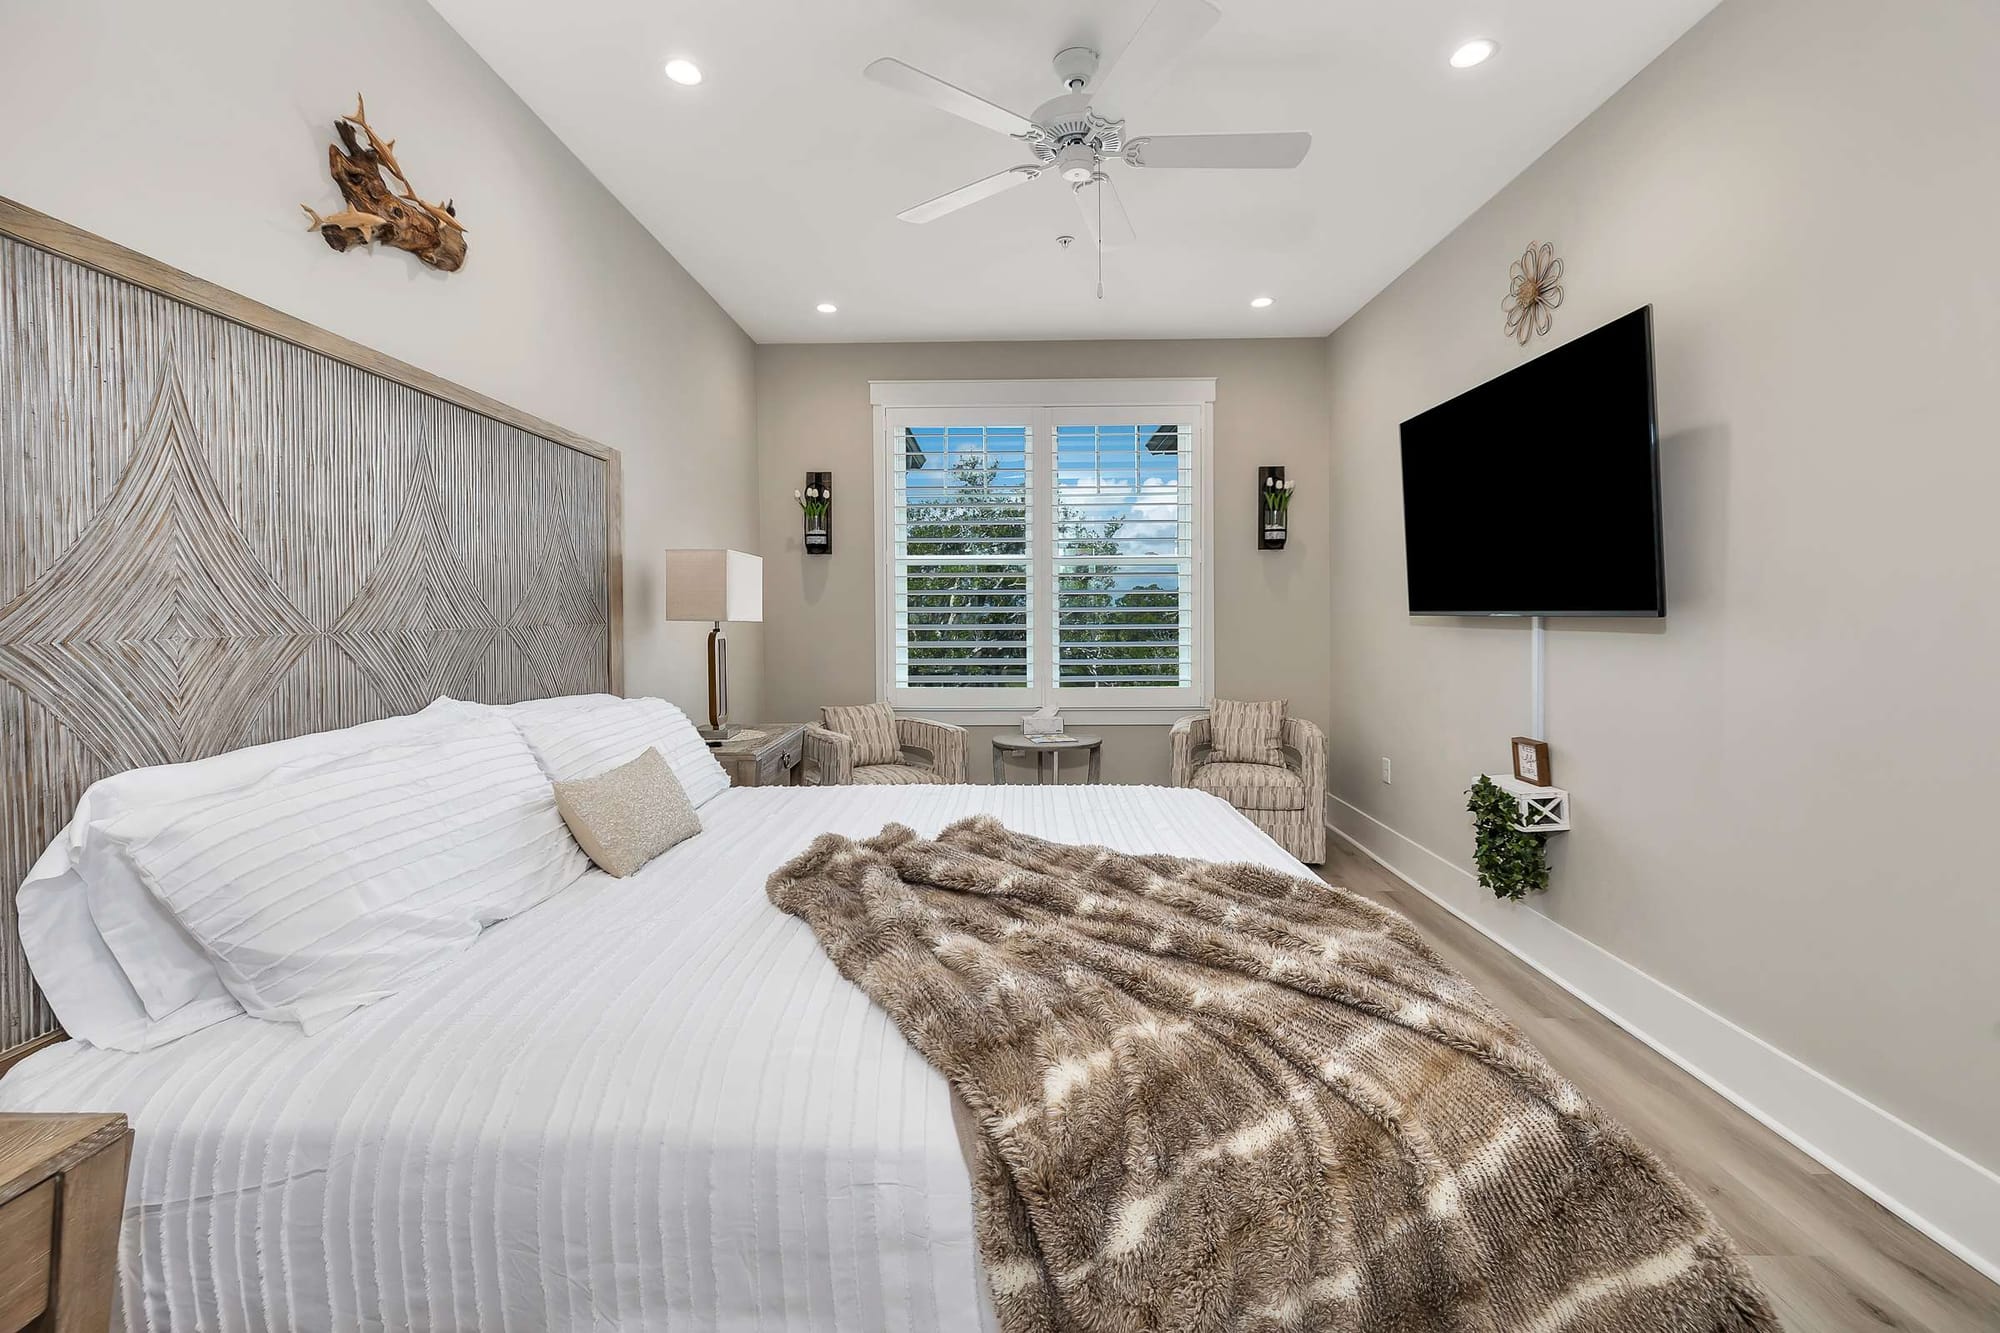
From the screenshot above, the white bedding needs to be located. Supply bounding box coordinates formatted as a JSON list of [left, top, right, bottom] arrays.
[[0, 783, 1312, 1332]]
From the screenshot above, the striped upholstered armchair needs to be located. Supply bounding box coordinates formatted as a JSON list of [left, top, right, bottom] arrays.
[[804, 702, 968, 786], [1171, 701, 1325, 864]]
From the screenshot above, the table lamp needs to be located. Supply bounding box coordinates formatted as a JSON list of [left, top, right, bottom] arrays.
[[664, 549, 762, 742]]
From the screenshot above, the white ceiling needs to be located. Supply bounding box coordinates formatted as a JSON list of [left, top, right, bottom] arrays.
[[430, 0, 1720, 344]]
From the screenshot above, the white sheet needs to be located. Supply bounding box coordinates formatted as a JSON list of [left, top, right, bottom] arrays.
[[0, 784, 1311, 1333]]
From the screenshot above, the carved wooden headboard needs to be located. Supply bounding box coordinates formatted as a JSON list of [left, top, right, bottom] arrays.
[[0, 197, 623, 1061]]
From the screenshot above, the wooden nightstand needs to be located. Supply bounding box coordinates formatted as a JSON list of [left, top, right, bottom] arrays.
[[711, 723, 807, 788], [0, 1113, 130, 1333]]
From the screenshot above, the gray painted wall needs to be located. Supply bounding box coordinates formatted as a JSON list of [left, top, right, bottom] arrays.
[[1323, 0, 2000, 1169], [754, 338, 1331, 785], [0, 0, 760, 723]]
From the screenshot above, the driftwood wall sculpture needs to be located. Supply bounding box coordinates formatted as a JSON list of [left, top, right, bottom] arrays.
[[0, 200, 619, 1057], [302, 95, 467, 272]]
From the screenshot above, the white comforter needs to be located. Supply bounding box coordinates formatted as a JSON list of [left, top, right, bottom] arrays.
[[0, 784, 1311, 1332]]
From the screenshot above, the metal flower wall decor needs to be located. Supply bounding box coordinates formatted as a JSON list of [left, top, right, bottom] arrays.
[[1503, 242, 1564, 343]]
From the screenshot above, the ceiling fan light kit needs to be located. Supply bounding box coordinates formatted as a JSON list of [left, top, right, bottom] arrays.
[[862, 0, 1310, 297]]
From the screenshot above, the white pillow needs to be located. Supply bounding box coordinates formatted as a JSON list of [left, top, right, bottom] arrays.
[[14, 847, 242, 1052], [19, 698, 489, 1049], [501, 695, 730, 806], [95, 711, 584, 1033], [78, 699, 490, 1020]]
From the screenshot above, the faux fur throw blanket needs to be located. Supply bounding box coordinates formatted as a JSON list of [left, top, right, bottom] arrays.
[[768, 817, 1779, 1333]]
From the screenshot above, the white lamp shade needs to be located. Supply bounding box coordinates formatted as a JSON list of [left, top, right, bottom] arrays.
[[664, 549, 763, 623]]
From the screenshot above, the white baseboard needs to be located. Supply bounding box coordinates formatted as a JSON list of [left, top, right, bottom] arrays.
[[1324, 792, 2000, 1287]]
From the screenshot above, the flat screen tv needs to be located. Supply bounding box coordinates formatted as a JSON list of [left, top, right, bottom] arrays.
[[1399, 306, 1664, 617]]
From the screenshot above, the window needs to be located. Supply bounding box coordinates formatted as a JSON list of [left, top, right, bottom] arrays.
[[890, 416, 1033, 697], [873, 379, 1214, 720]]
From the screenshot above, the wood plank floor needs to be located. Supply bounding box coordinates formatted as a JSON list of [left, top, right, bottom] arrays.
[[1316, 837, 2000, 1333]]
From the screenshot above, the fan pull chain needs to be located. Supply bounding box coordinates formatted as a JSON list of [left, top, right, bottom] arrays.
[[1096, 176, 1105, 301]]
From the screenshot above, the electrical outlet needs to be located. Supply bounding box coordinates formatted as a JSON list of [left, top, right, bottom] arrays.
[[1380, 757, 1392, 784]]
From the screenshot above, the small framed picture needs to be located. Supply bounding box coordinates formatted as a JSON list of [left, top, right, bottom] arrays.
[[1511, 737, 1553, 787]]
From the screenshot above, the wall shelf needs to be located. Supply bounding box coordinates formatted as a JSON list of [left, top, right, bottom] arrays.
[[1483, 773, 1570, 833]]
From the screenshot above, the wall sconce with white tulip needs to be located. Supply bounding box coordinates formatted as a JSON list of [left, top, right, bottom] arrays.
[[797, 472, 832, 554], [1259, 466, 1295, 550]]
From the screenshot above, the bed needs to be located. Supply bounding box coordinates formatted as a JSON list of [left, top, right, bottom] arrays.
[[0, 782, 1305, 1332]]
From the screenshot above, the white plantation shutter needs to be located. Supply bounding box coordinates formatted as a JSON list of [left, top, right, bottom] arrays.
[[878, 384, 1211, 714], [890, 417, 1034, 696], [1052, 419, 1196, 695]]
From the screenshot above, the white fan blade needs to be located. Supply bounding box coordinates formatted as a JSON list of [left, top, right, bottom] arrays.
[[1124, 132, 1311, 169], [1090, 0, 1221, 114], [1073, 175, 1136, 247], [864, 58, 1038, 139], [897, 166, 1042, 224]]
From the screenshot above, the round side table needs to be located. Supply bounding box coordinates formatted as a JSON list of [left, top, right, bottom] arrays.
[[990, 734, 1102, 785]]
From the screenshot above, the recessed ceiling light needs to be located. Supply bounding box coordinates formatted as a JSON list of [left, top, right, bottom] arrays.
[[1250, 296, 1275, 309], [816, 302, 838, 314], [663, 59, 703, 86], [1450, 39, 1498, 69]]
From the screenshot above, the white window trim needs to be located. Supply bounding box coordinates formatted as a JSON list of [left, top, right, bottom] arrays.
[[872, 378, 1216, 725]]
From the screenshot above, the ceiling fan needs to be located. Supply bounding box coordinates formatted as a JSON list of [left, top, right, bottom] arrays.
[[863, 0, 1310, 265]]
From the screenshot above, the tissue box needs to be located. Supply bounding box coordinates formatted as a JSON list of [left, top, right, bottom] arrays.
[[1021, 710, 1065, 740]]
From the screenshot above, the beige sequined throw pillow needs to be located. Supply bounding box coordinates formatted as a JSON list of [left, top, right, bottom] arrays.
[[1209, 699, 1287, 765], [822, 702, 901, 767], [552, 747, 701, 878]]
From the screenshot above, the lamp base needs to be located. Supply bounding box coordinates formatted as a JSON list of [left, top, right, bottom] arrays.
[[704, 622, 734, 743]]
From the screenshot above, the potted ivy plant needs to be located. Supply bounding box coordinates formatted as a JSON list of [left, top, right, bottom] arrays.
[[1466, 776, 1551, 900]]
